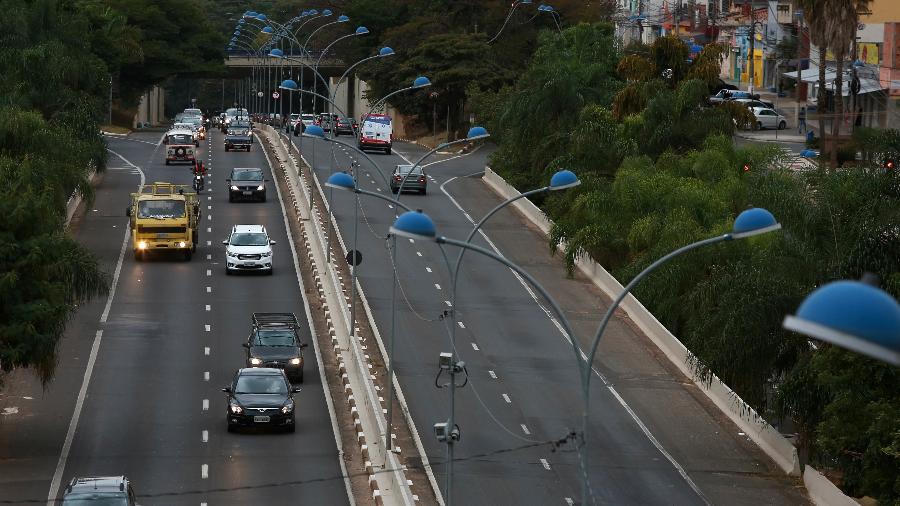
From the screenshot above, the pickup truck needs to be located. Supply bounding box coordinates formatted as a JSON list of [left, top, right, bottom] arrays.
[[225, 127, 252, 152]]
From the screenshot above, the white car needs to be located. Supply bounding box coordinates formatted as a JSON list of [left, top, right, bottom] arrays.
[[301, 114, 316, 126], [224, 225, 275, 275], [751, 107, 787, 130], [172, 122, 200, 144]]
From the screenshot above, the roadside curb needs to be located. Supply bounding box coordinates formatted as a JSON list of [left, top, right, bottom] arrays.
[[735, 133, 808, 144], [100, 130, 129, 137]]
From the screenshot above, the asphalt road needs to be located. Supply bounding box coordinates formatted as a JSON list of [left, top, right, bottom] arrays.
[[0, 129, 349, 505], [294, 132, 718, 505]]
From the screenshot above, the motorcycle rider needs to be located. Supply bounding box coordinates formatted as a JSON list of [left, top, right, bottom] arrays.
[[192, 159, 207, 191]]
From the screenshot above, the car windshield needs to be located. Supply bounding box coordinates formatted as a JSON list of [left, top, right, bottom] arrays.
[[232, 169, 263, 181], [232, 121, 250, 128], [168, 134, 192, 144], [253, 330, 296, 347], [229, 128, 249, 136], [173, 124, 192, 130], [396, 165, 423, 175], [62, 494, 128, 505], [230, 232, 268, 246], [138, 199, 185, 219], [235, 375, 287, 394]]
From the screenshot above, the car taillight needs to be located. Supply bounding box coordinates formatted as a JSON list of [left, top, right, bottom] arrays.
[[394, 175, 402, 180], [419, 176, 426, 182]]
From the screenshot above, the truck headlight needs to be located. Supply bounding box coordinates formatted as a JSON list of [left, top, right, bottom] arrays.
[[249, 357, 262, 365], [137, 241, 148, 250], [230, 401, 243, 414], [178, 241, 186, 248], [289, 358, 301, 365], [281, 400, 294, 414]]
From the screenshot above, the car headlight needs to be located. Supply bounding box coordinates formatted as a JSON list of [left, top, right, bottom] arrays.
[[260, 251, 272, 257], [289, 358, 301, 365], [230, 401, 243, 414], [227, 250, 237, 257], [230, 185, 238, 191], [256, 185, 264, 191], [249, 357, 262, 365], [167, 149, 174, 155], [281, 399, 294, 414], [137, 241, 148, 250]]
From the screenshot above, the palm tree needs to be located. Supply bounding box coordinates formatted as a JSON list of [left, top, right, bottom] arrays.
[[824, 0, 870, 167]]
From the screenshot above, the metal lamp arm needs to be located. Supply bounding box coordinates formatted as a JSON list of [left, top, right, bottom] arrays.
[[356, 188, 413, 212], [304, 19, 343, 51], [278, 55, 331, 92], [316, 32, 358, 70], [487, 2, 525, 44]]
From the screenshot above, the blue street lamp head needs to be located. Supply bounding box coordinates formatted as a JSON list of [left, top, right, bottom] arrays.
[[355, 26, 369, 35], [549, 169, 580, 190], [309, 9, 319, 15], [269, 48, 283, 57], [322, 9, 332, 16], [245, 11, 257, 18], [413, 76, 431, 88], [303, 125, 327, 139], [238, 19, 246, 25], [466, 126, 490, 140], [262, 26, 274, 34], [280, 79, 298, 90], [338, 15, 350, 22], [730, 207, 781, 239], [521, 0, 533, 3], [390, 211, 437, 241], [379, 47, 395, 56], [301, 10, 309, 16], [256, 13, 267, 21], [326, 172, 356, 191], [784, 276, 900, 366]]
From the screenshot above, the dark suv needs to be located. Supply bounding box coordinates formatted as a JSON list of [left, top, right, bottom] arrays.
[[227, 167, 266, 202], [244, 313, 308, 382], [223, 368, 300, 432], [62, 476, 136, 505]]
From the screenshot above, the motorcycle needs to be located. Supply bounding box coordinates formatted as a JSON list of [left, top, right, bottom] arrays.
[[193, 173, 204, 192]]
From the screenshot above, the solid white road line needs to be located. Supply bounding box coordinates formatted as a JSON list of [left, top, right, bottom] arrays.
[[47, 148, 146, 503]]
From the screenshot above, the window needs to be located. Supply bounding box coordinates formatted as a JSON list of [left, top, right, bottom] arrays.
[[230, 233, 268, 246]]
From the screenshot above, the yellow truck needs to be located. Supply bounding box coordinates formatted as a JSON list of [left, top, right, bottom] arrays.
[[126, 182, 201, 260]]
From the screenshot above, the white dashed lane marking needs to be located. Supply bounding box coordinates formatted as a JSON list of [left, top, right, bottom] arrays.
[[202, 430, 208, 443], [416, 252, 422, 257], [457, 321, 466, 329], [488, 370, 497, 379], [205, 305, 211, 312], [471, 342, 479, 351], [207, 227, 211, 233], [204, 324, 211, 332], [206, 254, 211, 260], [444, 300, 452, 306], [434, 283, 441, 290], [204, 371, 209, 381], [204, 347, 210, 356], [206, 286, 211, 293], [425, 267, 432, 273], [540, 458, 551, 470], [201, 464, 208, 479], [502, 394, 511, 404], [206, 269, 211, 276], [202, 399, 209, 411], [521, 424, 531, 435]]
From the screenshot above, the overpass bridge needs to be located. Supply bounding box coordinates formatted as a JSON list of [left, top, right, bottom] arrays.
[[224, 53, 366, 118]]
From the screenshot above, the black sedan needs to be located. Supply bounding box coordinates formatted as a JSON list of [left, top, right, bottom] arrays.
[[333, 117, 357, 136], [223, 368, 299, 432], [227, 167, 266, 202]]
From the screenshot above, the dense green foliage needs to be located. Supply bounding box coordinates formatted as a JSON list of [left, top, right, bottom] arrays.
[[491, 26, 900, 502], [0, 0, 223, 385]]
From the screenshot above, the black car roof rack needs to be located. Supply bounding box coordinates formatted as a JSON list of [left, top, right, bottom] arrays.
[[252, 312, 299, 328]]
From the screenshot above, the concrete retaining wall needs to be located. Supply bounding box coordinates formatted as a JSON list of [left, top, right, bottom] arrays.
[[803, 466, 858, 506], [482, 167, 802, 477]]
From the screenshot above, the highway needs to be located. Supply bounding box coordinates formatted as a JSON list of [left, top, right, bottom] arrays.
[[292, 131, 809, 505], [0, 129, 349, 505]]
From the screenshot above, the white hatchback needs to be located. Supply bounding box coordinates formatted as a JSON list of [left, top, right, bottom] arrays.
[[223, 225, 275, 275], [751, 107, 787, 130]]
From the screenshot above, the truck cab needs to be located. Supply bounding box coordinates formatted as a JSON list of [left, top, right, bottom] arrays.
[[126, 182, 201, 260]]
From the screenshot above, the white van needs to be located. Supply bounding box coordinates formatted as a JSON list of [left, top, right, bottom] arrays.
[[358, 114, 393, 154]]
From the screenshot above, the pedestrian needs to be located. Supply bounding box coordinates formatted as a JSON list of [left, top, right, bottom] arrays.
[[798, 106, 807, 134], [855, 107, 863, 127]]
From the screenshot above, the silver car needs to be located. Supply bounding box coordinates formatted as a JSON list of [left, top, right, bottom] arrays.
[[751, 107, 787, 130], [390, 165, 426, 194]]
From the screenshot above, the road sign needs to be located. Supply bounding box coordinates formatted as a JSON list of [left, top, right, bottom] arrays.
[[272, 91, 280, 99], [346, 250, 362, 266]]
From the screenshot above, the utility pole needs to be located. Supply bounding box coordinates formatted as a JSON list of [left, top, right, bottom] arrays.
[[108, 74, 113, 126], [748, 21, 757, 94], [850, 28, 860, 130]]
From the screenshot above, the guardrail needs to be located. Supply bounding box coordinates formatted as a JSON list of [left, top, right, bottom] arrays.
[[482, 167, 802, 477]]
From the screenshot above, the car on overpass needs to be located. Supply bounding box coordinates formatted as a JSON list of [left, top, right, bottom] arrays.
[[223, 368, 299, 432]]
